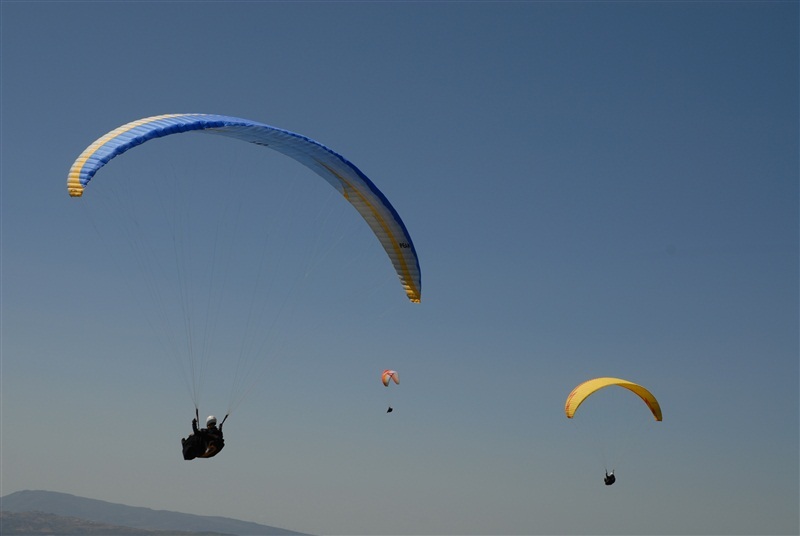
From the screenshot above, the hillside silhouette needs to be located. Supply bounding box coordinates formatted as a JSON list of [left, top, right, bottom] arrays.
[[1, 491, 309, 535]]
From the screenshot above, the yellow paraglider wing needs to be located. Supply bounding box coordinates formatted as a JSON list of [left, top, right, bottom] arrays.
[[564, 377, 662, 421]]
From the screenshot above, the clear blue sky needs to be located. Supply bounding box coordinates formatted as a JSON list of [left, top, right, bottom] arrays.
[[2, 2, 797, 535]]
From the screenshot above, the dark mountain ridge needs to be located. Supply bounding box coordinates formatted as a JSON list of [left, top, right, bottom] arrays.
[[0, 510, 231, 535], [1, 490, 310, 535]]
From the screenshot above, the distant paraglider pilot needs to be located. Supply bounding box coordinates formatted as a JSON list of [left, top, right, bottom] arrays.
[[604, 471, 616, 486], [382, 370, 399, 414], [182, 414, 225, 460]]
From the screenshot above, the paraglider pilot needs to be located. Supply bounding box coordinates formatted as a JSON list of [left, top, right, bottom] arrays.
[[182, 413, 226, 460], [604, 471, 616, 486]]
